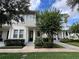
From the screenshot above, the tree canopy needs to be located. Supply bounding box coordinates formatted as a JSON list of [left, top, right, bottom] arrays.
[[0, 0, 29, 24], [36, 10, 62, 41], [70, 23, 79, 33], [67, 0, 79, 8], [62, 14, 69, 23]]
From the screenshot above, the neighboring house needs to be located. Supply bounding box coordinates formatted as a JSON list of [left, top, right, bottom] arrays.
[[56, 22, 79, 40], [54, 20, 71, 40]]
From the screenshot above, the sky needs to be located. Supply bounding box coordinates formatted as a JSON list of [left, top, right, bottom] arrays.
[[29, 0, 79, 26]]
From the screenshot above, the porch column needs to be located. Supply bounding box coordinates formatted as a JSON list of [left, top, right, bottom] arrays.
[[64, 32, 66, 38], [62, 32, 63, 39], [33, 29, 36, 43], [68, 32, 70, 39], [63, 32, 65, 38]]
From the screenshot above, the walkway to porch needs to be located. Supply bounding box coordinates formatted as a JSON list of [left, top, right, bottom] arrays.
[[0, 42, 5, 47]]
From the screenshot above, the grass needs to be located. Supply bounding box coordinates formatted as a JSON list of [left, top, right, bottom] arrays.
[[52, 44, 63, 48], [66, 42, 79, 47], [60, 39, 79, 47], [1, 52, 79, 59]]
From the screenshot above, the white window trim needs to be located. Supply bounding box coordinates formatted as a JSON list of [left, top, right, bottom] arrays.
[[13, 29, 24, 39]]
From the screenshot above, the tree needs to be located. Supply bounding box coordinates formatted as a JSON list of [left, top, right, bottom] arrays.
[[62, 14, 69, 24], [62, 14, 69, 30], [0, 0, 29, 25], [70, 23, 79, 33], [67, 0, 79, 8], [36, 10, 62, 42], [70, 23, 79, 38]]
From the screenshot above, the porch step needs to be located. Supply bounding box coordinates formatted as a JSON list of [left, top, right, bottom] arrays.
[[0, 42, 5, 47]]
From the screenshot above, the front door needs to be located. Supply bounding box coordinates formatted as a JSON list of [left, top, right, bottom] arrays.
[[0, 31, 2, 41], [29, 30, 33, 42]]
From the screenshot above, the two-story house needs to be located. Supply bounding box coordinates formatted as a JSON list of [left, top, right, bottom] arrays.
[[0, 11, 38, 45], [8, 11, 37, 44]]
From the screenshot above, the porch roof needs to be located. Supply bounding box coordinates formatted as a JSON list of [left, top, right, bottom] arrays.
[[0, 25, 10, 31]]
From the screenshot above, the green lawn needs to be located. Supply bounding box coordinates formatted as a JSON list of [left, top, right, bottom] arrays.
[[1, 52, 79, 59], [66, 42, 79, 47]]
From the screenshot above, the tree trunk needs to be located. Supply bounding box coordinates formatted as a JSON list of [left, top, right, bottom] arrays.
[[48, 33, 53, 43]]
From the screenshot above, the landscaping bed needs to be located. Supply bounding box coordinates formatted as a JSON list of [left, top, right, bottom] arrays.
[[35, 38, 63, 48], [0, 46, 24, 49], [1, 52, 79, 59], [35, 43, 63, 48]]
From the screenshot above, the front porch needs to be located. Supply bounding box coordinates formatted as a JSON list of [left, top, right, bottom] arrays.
[[0, 24, 10, 42], [27, 27, 36, 43]]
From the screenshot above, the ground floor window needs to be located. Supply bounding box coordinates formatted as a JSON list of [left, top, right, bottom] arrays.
[[13, 29, 24, 39], [13, 30, 18, 38], [19, 30, 24, 38]]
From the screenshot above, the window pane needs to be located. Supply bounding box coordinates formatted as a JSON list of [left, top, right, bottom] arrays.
[[13, 30, 18, 38], [13, 34, 18, 38], [19, 34, 23, 38], [20, 30, 24, 34], [14, 30, 18, 34], [19, 30, 24, 38]]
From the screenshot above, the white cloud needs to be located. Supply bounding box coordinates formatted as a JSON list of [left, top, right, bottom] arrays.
[[29, 0, 41, 10], [51, 0, 78, 17], [51, 0, 79, 27]]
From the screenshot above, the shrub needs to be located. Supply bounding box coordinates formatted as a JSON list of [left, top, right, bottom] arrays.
[[34, 37, 43, 48], [43, 42, 53, 48], [60, 38, 79, 43], [4, 39, 25, 46], [42, 38, 49, 42], [34, 37, 53, 48], [60, 38, 71, 43]]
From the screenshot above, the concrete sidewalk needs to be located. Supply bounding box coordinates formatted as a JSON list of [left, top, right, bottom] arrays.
[[54, 41, 79, 50], [0, 41, 79, 53], [0, 47, 77, 53], [0, 45, 78, 53]]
